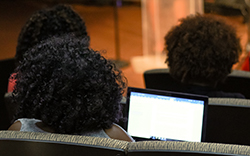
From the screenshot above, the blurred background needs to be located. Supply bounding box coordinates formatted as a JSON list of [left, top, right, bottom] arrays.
[[0, 0, 249, 89]]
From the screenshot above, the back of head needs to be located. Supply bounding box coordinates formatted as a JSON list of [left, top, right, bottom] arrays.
[[16, 4, 89, 65], [165, 14, 241, 86], [13, 34, 126, 134]]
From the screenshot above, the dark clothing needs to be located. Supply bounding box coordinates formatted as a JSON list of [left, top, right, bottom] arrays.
[[184, 85, 245, 99]]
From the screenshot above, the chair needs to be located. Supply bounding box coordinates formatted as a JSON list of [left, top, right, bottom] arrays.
[[119, 96, 250, 146], [0, 58, 15, 130], [0, 130, 128, 156], [127, 141, 250, 156], [4, 92, 18, 125], [144, 68, 250, 99], [206, 97, 250, 146], [2, 131, 250, 156], [217, 70, 250, 99], [143, 68, 187, 93]]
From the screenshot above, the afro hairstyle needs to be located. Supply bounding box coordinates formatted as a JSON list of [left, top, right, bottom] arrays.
[[13, 34, 127, 134], [15, 4, 89, 66], [164, 14, 242, 86]]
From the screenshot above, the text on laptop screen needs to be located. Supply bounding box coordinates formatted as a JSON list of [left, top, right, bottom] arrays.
[[127, 92, 205, 142]]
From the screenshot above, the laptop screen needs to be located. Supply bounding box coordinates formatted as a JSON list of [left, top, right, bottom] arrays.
[[125, 87, 208, 142]]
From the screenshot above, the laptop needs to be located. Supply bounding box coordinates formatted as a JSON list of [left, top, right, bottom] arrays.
[[125, 87, 208, 142]]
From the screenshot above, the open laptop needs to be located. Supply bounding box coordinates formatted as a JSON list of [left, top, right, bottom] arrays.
[[125, 87, 208, 142]]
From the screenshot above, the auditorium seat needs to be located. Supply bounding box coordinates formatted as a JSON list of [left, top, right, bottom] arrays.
[[121, 96, 250, 146], [0, 131, 128, 156], [1, 131, 250, 156], [143, 68, 185, 93], [0, 58, 15, 130], [144, 68, 250, 99], [217, 70, 250, 99], [206, 97, 250, 145], [127, 140, 250, 156]]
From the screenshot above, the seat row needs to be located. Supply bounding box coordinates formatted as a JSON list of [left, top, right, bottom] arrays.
[[0, 130, 250, 156], [3, 91, 250, 145], [142, 68, 250, 145], [1, 59, 250, 146], [144, 68, 250, 99], [119, 97, 250, 146]]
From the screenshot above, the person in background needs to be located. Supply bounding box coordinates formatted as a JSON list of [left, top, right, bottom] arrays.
[[8, 34, 134, 142], [8, 4, 89, 93], [164, 14, 245, 98]]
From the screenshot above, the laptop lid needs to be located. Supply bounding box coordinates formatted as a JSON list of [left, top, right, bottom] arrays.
[[125, 87, 208, 142]]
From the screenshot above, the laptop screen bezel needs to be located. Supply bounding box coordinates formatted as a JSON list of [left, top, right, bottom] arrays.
[[124, 87, 208, 142]]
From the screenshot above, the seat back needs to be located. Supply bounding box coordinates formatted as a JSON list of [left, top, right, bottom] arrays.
[[144, 68, 250, 99], [0, 58, 15, 130], [2, 131, 250, 156], [120, 96, 250, 146], [143, 68, 188, 92], [217, 70, 250, 99], [206, 98, 250, 145], [127, 141, 250, 156], [0, 131, 128, 156]]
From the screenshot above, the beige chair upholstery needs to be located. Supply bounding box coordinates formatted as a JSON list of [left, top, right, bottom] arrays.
[[127, 141, 250, 156], [209, 97, 250, 106], [1, 130, 250, 156], [206, 98, 250, 145], [0, 131, 128, 156]]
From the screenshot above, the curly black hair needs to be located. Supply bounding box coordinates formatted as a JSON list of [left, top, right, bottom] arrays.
[[15, 4, 89, 66], [13, 34, 127, 134], [164, 14, 242, 86]]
